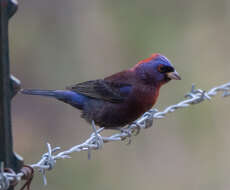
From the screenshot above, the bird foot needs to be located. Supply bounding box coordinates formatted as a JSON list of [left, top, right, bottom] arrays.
[[87, 121, 104, 160], [120, 128, 132, 145], [91, 121, 104, 149]]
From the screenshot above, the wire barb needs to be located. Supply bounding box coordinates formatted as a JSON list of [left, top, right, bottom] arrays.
[[0, 163, 10, 190], [0, 81, 230, 188]]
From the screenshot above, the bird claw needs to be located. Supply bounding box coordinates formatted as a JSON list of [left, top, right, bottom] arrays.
[[91, 121, 100, 146], [129, 123, 142, 136], [88, 121, 104, 160], [119, 109, 157, 143], [143, 110, 155, 128], [132, 127, 141, 136], [124, 137, 132, 145], [120, 128, 132, 145]]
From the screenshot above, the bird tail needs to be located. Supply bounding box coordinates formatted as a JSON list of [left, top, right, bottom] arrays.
[[20, 89, 58, 97], [20, 89, 85, 109]]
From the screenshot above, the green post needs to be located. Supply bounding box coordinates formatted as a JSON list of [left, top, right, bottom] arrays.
[[0, 0, 23, 189]]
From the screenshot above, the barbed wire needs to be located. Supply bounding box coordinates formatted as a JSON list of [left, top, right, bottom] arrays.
[[0, 81, 230, 190]]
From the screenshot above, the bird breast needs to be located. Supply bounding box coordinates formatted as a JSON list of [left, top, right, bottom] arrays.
[[82, 85, 159, 128]]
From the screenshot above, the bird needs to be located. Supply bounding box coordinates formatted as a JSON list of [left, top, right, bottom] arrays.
[[21, 53, 181, 129]]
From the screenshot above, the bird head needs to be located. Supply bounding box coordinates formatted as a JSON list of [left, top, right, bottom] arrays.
[[133, 53, 181, 87]]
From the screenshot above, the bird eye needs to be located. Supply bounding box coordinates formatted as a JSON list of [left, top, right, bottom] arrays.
[[157, 64, 165, 73], [157, 64, 174, 73]]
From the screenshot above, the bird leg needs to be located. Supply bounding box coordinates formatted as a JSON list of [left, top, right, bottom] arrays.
[[105, 126, 133, 144], [119, 127, 132, 145], [87, 120, 102, 160], [91, 120, 103, 149]]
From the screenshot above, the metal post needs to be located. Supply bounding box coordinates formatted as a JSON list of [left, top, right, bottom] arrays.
[[0, 0, 23, 189]]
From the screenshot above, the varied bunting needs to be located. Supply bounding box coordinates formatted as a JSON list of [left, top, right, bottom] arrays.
[[21, 53, 181, 129]]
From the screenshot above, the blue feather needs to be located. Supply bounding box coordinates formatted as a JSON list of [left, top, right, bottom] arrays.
[[21, 89, 88, 109]]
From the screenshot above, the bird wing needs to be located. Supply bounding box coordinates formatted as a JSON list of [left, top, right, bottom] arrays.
[[66, 79, 132, 103]]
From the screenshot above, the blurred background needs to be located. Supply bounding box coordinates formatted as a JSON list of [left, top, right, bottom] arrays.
[[10, 0, 230, 189]]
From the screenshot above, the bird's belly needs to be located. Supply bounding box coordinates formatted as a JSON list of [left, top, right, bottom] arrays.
[[82, 96, 155, 128]]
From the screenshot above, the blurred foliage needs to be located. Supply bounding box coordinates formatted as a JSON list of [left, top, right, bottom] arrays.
[[8, 0, 230, 189]]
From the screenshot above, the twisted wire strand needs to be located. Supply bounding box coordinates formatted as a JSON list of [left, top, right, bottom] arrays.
[[0, 81, 229, 189]]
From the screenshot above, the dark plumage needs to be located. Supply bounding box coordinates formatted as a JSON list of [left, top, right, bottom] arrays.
[[21, 53, 181, 128]]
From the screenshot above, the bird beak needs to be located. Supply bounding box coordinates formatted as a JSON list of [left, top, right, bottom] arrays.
[[166, 71, 181, 80]]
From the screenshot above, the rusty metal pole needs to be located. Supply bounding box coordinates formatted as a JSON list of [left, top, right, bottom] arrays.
[[0, 0, 23, 189]]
